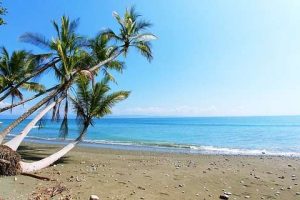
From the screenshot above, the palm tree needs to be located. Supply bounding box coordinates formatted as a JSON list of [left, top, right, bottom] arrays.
[[88, 6, 157, 73], [0, 7, 156, 144], [3, 76, 129, 174], [0, 47, 45, 105], [70, 76, 130, 140], [0, 16, 84, 143]]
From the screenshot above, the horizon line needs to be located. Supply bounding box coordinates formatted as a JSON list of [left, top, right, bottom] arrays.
[[1, 114, 300, 120]]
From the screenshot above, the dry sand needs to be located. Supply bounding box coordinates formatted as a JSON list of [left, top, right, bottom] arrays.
[[0, 143, 300, 199]]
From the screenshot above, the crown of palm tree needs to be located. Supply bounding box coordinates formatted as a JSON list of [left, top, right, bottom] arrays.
[[20, 16, 88, 82], [0, 47, 45, 104], [70, 76, 130, 140], [102, 6, 157, 61], [89, 32, 125, 83]]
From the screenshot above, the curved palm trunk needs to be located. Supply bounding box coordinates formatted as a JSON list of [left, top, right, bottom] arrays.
[[20, 140, 79, 173], [0, 85, 59, 113], [0, 60, 57, 102], [72, 50, 122, 76], [0, 84, 65, 144], [19, 126, 87, 173], [4, 96, 65, 151]]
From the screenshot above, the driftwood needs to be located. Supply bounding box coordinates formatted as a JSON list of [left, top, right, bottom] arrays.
[[21, 172, 52, 181]]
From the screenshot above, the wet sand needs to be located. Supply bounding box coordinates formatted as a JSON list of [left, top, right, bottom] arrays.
[[1, 143, 300, 199]]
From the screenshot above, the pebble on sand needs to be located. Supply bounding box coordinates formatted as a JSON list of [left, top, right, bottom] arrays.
[[224, 192, 232, 195], [90, 195, 100, 200], [219, 194, 229, 199]]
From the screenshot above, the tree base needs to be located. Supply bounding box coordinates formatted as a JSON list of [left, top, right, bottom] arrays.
[[0, 145, 21, 176]]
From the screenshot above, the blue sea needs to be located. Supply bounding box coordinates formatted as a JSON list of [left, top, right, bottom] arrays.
[[1, 116, 300, 156]]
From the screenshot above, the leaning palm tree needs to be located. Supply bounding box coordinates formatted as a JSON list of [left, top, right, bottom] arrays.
[[0, 7, 156, 144], [0, 47, 45, 105], [1, 76, 129, 174], [0, 16, 86, 143], [3, 33, 126, 150]]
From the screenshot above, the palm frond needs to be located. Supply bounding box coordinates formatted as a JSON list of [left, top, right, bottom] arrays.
[[135, 20, 152, 31], [131, 33, 157, 42], [69, 18, 80, 34], [100, 28, 122, 42], [21, 82, 45, 92], [51, 95, 61, 121], [133, 41, 153, 61], [20, 33, 51, 50], [95, 91, 130, 117], [31, 53, 53, 66], [0, 46, 9, 60], [105, 60, 124, 73], [59, 99, 69, 139], [52, 20, 61, 39], [128, 6, 141, 22], [70, 95, 86, 120], [10, 88, 23, 101], [112, 11, 125, 32], [101, 68, 117, 84]]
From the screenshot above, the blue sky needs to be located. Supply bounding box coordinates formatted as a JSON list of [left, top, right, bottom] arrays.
[[1, 0, 300, 117]]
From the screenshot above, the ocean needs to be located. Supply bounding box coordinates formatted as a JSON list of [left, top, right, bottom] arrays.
[[1, 116, 300, 156]]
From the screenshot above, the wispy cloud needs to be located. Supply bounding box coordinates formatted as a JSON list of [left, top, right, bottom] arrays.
[[113, 105, 218, 116]]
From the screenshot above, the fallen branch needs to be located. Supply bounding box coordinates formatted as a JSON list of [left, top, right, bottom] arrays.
[[21, 172, 52, 181]]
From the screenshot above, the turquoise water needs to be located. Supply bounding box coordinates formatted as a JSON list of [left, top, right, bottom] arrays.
[[2, 116, 300, 156]]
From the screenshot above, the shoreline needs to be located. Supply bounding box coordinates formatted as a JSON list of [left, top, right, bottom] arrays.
[[6, 135, 300, 158]]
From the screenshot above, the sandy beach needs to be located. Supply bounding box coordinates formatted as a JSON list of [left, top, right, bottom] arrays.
[[0, 143, 299, 199]]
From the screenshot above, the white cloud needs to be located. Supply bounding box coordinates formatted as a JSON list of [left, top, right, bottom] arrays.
[[112, 105, 219, 116]]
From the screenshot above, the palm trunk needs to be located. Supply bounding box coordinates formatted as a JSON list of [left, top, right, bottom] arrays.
[[19, 127, 87, 173], [20, 140, 79, 173], [0, 59, 58, 102], [0, 84, 65, 144], [72, 50, 122, 76], [4, 96, 65, 151], [0, 85, 59, 113]]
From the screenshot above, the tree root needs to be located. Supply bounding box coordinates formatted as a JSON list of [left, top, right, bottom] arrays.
[[0, 145, 21, 175], [0, 159, 10, 164]]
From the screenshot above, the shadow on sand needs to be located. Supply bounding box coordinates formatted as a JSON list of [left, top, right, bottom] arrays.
[[17, 144, 72, 165]]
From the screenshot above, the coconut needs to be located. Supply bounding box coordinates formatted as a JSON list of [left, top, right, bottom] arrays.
[[0, 145, 21, 176]]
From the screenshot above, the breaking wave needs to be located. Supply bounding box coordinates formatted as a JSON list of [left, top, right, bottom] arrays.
[[8, 134, 300, 157]]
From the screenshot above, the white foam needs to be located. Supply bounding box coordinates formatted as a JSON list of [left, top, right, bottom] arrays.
[[6, 134, 300, 157], [189, 145, 300, 156]]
